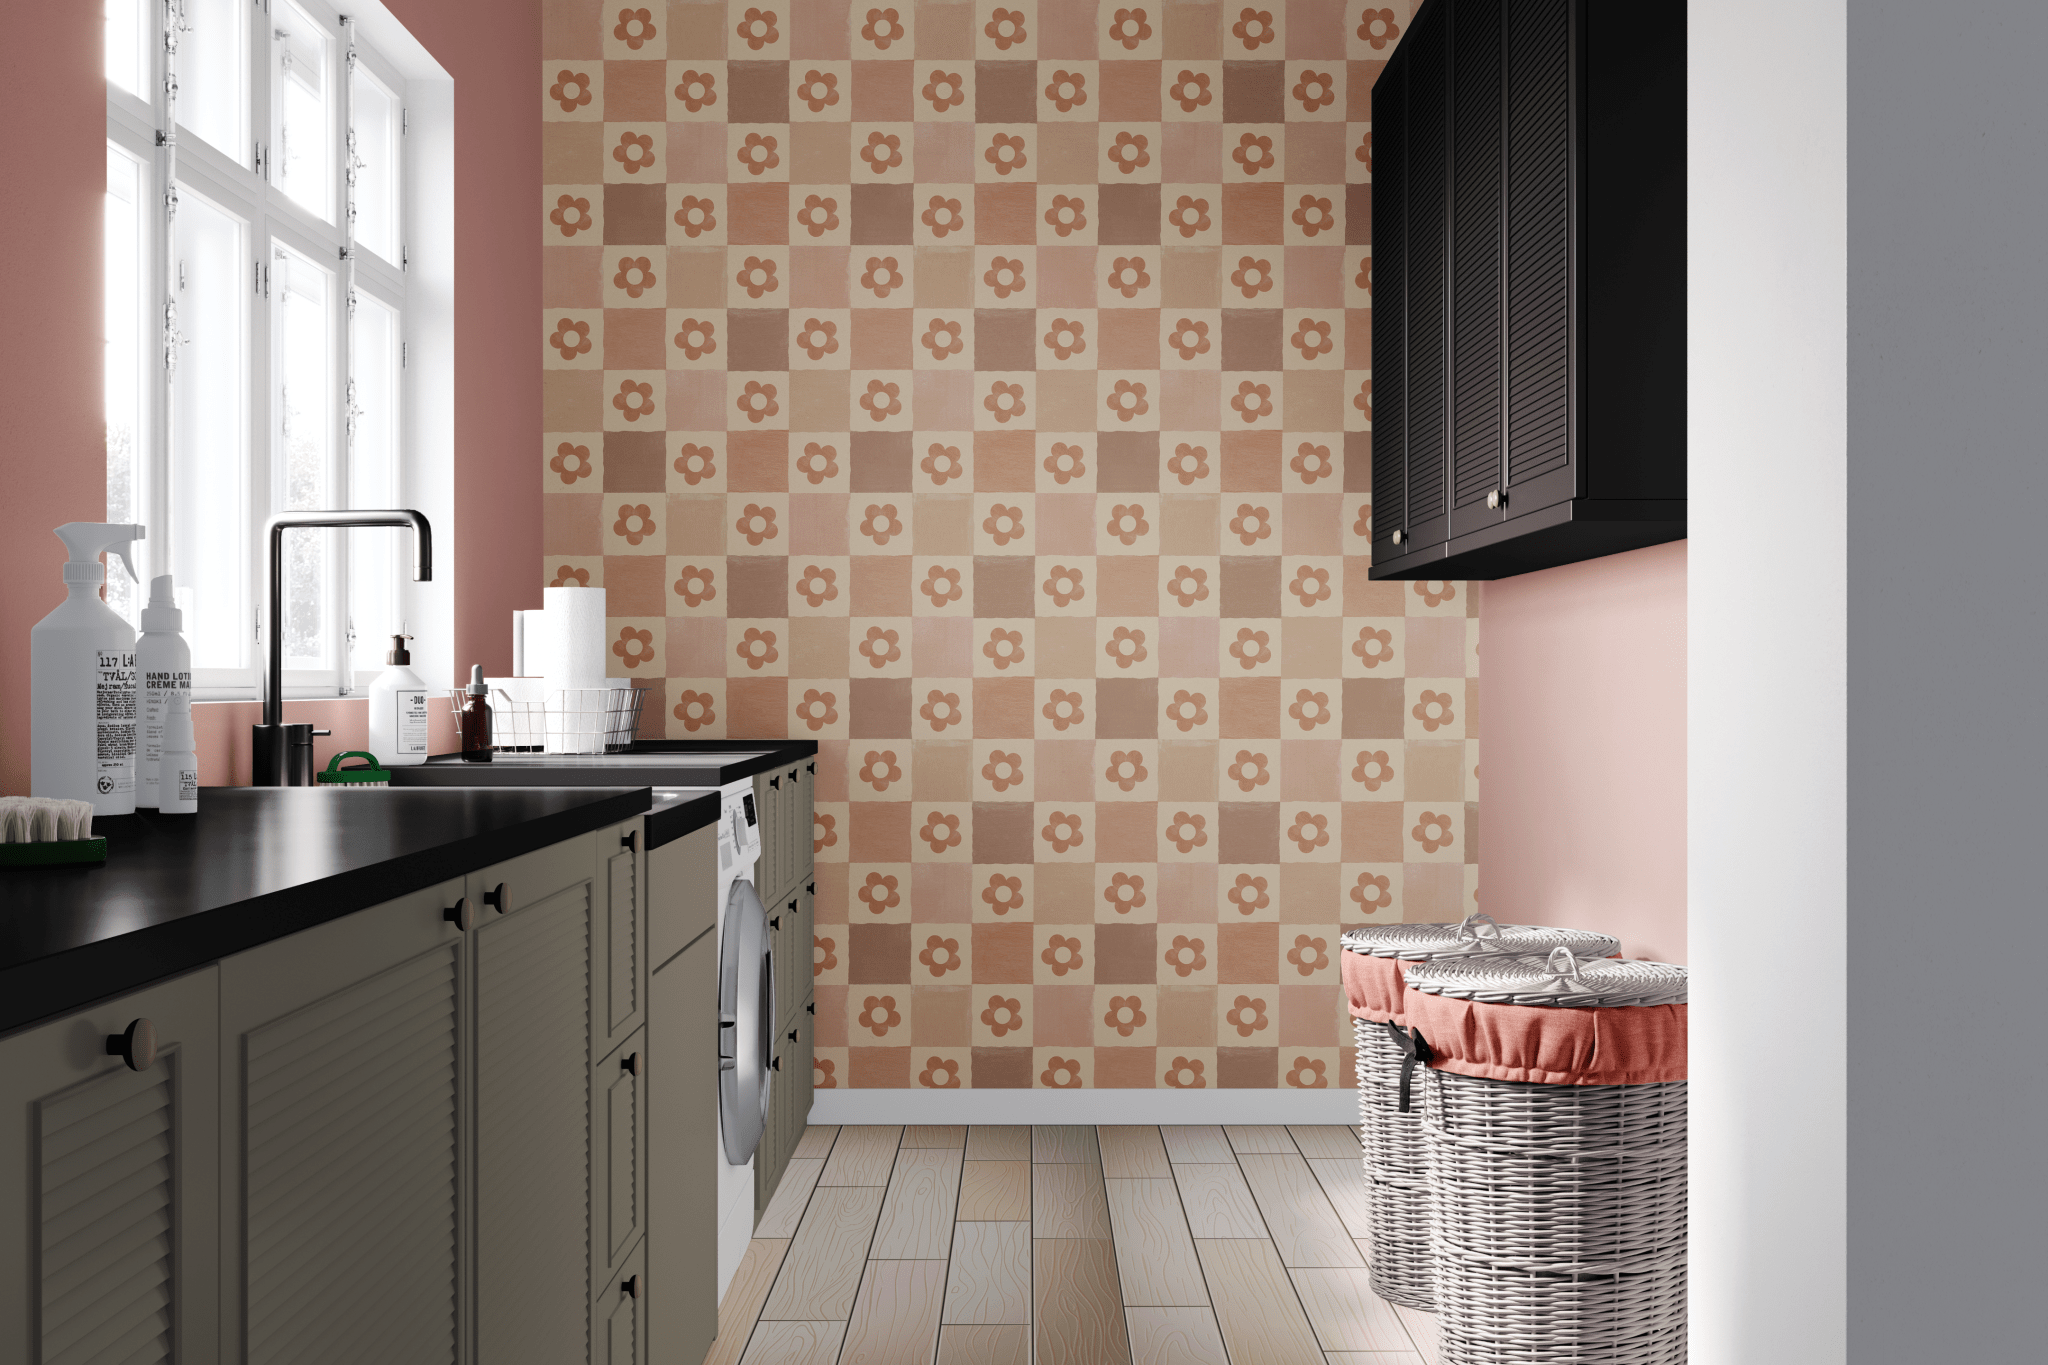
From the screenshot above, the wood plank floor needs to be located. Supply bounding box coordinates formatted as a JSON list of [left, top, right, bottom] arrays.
[[701, 1125, 1436, 1365]]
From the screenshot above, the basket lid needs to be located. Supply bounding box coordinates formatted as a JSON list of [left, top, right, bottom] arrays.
[[1338, 913, 1620, 962], [1402, 946, 1688, 1008]]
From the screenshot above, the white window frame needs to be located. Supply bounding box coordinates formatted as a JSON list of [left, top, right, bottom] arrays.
[[108, 0, 442, 701]]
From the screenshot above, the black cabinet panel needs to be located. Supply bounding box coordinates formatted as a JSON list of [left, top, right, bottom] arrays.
[[1504, 0, 1572, 495], [1370, 55, 1407, 558], [1450, 0, 1505, 533], [1404, 3, 1450, 546]]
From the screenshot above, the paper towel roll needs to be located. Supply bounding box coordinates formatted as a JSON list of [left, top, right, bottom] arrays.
[[537, 587, 606, 681]]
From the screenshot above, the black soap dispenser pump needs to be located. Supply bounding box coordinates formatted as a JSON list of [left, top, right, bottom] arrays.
[[459, 665, 493, 762]]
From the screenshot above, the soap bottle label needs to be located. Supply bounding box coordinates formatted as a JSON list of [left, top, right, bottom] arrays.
[[142, 668, 194, 794], [396, 689, 429, 754], [95, 649, 137, 799]]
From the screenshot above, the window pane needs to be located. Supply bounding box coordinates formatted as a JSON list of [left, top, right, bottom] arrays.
[[171, 186, 249, 670], [106, 0, 148, 100], [272, 2, 333, 221], [181, 0, 249, 167], [348, 294, 401, 673], [105, 145, 150, 630], [273, 245, 335, 669], [350, 65, 400, 263]]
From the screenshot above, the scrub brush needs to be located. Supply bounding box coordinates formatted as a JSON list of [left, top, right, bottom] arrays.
[[0, 797, 107, 866], [317, 752, 392, 787]]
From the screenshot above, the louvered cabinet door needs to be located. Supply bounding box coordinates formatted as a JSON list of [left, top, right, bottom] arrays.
[[0, 967, 219, 1365], [219, 878, 467, 1365], [1504, 0, 1577, 518], [593, 1241, 645, 1365], [592, 1029, 647, 1298], [595, 816, 647, 1066], [646, 930, 715, 1365], [798, 761, 815, 882], [1402, 0, 1453, 552], [1370, 49, 1408, 561], [1448, 0, 1510, 540], [752, 773, 779, 903]]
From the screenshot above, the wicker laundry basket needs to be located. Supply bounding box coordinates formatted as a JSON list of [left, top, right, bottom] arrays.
[[1405, 949, 1689, 1365], [1339, 919, 1620, 1310]]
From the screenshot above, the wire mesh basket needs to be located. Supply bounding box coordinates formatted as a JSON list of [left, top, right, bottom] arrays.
[[447, 685, 647, 754]]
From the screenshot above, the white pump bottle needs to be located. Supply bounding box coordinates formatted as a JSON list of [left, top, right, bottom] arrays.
[[32, 522, 147, 815], [136, 574, 193, 808]]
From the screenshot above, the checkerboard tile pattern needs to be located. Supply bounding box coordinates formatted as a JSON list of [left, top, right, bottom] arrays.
[[542, 1, 1474, 1091]]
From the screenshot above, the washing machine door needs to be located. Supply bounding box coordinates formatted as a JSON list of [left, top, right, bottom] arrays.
[[718, 878, 775, 1164]]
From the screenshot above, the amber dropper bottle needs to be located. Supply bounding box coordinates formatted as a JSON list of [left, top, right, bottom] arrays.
[[459, 665, 493, 762]]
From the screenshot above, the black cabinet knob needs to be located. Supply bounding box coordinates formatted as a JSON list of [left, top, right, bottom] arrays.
[[621, 829, 637, 852], [620, 1274, 637, 1299], [806, 883, 814, 896], [788, 1030, 799, 1044], [106, 1018, 158, 1072], [770, 916, 781, 930], [483, 882, 507, 912], [769, 775, 780, 790], [806, 762, 815, 774], [770, 1055, 781, 1071], [806, 1001, 815, 1015], [443, 897, 474, 932]]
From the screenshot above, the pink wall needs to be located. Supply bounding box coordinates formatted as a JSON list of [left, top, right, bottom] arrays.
[[1479, 541, 1687, 963], [0, 2, 540, 793]]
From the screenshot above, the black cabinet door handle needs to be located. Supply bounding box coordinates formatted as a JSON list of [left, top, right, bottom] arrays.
[[483, 882, 507, 913], [770, 1055, 781, 1071], [621, 1051, 639, 1076], [443, 897, 474, 932], [807, 762, 815, 774], [621, 1274, 637, 1300], [769, 775, 779, 790], [105, 1019, 158, 1072], [621, 829, 637, 852], [788, 1030, 799, 1043], [807, 1000, 815, 1015], [806, 883, 814, 896], [770, 916, 780, 930]]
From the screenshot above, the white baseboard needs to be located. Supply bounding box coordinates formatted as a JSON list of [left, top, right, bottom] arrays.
[[808, 1088, 1358, 1126]]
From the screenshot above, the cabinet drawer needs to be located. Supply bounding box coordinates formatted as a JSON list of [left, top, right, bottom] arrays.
[[649, 824, 715, 971], [594, 1238, 646, 1365], [594, 1029, 649, 1291]]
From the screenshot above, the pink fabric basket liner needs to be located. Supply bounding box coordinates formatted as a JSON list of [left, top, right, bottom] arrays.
[[1401, 987, 1688, 1086], [1341, 950, 1410, 1026]]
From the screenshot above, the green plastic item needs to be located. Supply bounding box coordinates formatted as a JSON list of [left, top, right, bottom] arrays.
[[317, 751, 392, 786], [0, 837, 109, 867]]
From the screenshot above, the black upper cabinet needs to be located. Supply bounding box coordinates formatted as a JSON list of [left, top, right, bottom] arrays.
[[1371, 0, 1685, 581]]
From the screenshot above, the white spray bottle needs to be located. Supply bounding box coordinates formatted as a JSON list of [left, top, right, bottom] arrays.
[[32, 522, 147, 815], [136, 574, 193, 808]]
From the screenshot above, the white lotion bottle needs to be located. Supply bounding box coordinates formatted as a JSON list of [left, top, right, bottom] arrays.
[[367, 633, 431, 765], [136, 574, 192, 808], [157, 694, 199, 815], [31, 522, 146, 815]]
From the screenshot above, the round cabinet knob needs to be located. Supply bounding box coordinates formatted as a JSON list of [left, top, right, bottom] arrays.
[[1391, 528, 1404, 545], [1487, 488, 1506, 510], [443, 897, 475, 932], [620, 1274, 638, 1300], [106, 1019, 158, 1072], [483, 882, 508, 913]]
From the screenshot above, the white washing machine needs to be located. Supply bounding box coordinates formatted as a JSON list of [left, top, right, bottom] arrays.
[[715, 777, 775, 1301]]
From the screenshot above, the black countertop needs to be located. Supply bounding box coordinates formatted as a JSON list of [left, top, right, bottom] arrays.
[[388, 738, 819, 792], [0, 785, 653, 1037]]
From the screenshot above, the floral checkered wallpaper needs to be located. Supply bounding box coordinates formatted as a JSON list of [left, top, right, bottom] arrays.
[[540, 0, 1479, 1091]]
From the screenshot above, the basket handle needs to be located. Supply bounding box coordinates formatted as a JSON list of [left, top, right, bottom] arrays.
[[1451, 910, 1505, 953], [1542, 945, 1585, 990]]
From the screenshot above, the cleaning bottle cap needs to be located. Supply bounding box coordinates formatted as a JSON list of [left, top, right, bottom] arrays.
[[467, 664, 487, 696], [163, 693, 195, 752], [54, 522, 146, 586], [141, 574, 183, 632], [387, 633, 412, 666]]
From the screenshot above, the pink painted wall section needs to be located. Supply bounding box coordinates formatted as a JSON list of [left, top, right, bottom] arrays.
[[192, 699, 462, 786], [1479, 541, 1687, 963]]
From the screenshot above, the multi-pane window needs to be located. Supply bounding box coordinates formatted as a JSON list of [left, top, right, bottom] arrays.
[[106, 0, 410, 694]]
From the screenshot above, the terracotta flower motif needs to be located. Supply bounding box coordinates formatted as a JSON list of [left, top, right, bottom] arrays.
[[613, 626, 656, 669], [921, 195, 965, 237], [1226, 994, 1269, 1037], [549, 318, 592, 361], [815, 813, 838, 854], [1356, 128, 1373, 172], [919, 813, 963, 856], [856, 505, 905, 548], [814, 935, 838, 976], [920, 934, 963, 977], [1104, 503, 1149, 545], [673, 195, 715, 237], [674, 69, 716, 112], [981, 875, 1023, 916], [1354, 376, 1373, 420], [1287, 322, 1336, 368], [858, 996, 900, 1037], [922, 443, 964, 484], [672, 689, 715, 731], [858, 749, 903, 791], [1041, 931, 1085, 971], [1231, 132, 1276, 176], [981, 995, 1024, 1037], [861, 6, 905, 49], [1041, 1057, 1082, 1089], [918, 318, 965, 362], [550, 69, 593, 113], [1042, 563, 1085, 609], [1104, 873, 1148, 916], [984, 7, 1027, 50], [1167, 195, 1211, 239], [735, 7, 778, 50], [1228, 499, 1270, 545], [1037, 70, 1086, 115], [1287, 812, 1330, 855], [983, 256, 1026, 298], [1165, 811, 1208, 854], [921, 70, 966, 113], [1352, 749, 1393, 792], [858, 870, 901, 913], [1165, 689, 1208, 732], [794, 563, 837, 607], [979, 503, 1025, 546], [1292, 194, 1336, 239], [1105, 626, 1148, 670], [1107, 131, 1150, 175], [859, 130, 904, 174], [1042, 194, 1087, 238], [1288, 566, 1332, 608], [1286, 1057, 1329, 1089], [1165, 934, 1207, 976], [734, 502, 778, 546], [1104, 751, 1148, 794], [1413, 689, 1456, 732], [735, 255, 779, 299], [1158, 319, 1209, 364], [1043, 442, 1085, 483], [1231, 255, 1275, 299], [1226, 749, 1270, 793], [1111, 8, 1153, 47], [795, 688, 838, 731], [1412, 811, 1455, 854], [672, 316, 715, 360], [1103, 994, 1147, 1036], [1168, 443, 1210, 485], [1230, 380, 1275, 423], [860, 255, 905, 298], [736, 379, 779, 424], [788, 70, 838, 116], [1231, 7, 1276, 50], [614, 7, 658, 49], [612, 502, 657, 546], [612, 256, 658, 300], [789, 319, 836, 363], [1042, 689, 1085, 731], [1353, 502, 1374, 538], [1228, 627, 1273, 670], [1351, 871, 1394, 914], [735, 626, 779, 670], [673, 564, 716, 607], [551, 441, 593, 484], [1288, 688, 1332, 730], [1165, 1056, 1206, 1088], [612, 379, 656, 422], [1166, 564, 1209, 608], [550, 194, 593, 237], [1042, 317, 1087, 362], [985, 131, 1028, 175], [859, 625, 903, 668], [982, 627, 1025, 670], [1291, 70, 1336, 114], [984, 380, 1027, 423], [1227, 872, 1270, 915], [1291, 441, 1335, 483], [1042, 812, 1085, 857], [1107, 256, 1151, 299], [1416, 579, 1457, 607], [738, 132, 782, 176], [1168, 70, 1213, 113], [1359, 7, 1402, 49], [795, 194, 839, 237], [858, 379, 903, 422], [1103, 379, 1148, 424], [920, 688, 963, 731], [815, 1058, 837, 1089], [919, 564, 963, 608]]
